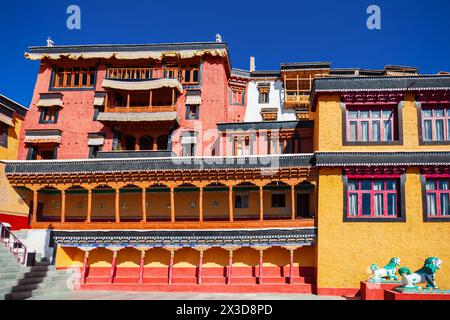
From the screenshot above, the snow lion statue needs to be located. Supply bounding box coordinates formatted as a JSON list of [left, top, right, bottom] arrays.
[[398, 257, 442, 290], [369, 257, 401, 282]]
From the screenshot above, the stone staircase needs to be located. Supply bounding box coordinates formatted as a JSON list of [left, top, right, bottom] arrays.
[[0, 236, 77, 300]]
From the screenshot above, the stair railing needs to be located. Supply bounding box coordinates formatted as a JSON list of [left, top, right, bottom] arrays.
[[0, 222, 28, 265]]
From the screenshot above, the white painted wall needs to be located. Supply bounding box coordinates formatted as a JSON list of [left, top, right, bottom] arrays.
[[25, 229, 54, 262], [244, 80, 297, 122]]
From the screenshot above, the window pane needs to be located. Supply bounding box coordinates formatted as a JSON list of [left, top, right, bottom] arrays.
[[387, 194, 397, 216], [372, 121, 380, 141], [348, 111, 358, 119], [427, 193, 437, 216], [422, 109, 432, 118], [362, 194, 371, 215], [436, 120, 444, 141], [441, 194, 449, 216], [372, 110, 381, 119], [360, 111, 369, 119], [383, 120, 392, 141], [349, 122, 357, 141], [386, 180, 397, 190], [426, 180, 437, 190], [447, 109, 450, 117], [435, 109, 444, 117], [361, 122, 369, 141], [348, 181, 359, 190], [424, 120, 432, 141], [448, 119, 450, 141], [382, 110, 393, 119], [439, 180, 449, 190], [373, 181, 383, 190], [374, 194, 383, 216], [349, 194, 358, 216], [361, 180, 372, 190]]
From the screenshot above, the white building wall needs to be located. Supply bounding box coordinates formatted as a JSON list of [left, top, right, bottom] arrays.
[[244, 79, 297, 122]]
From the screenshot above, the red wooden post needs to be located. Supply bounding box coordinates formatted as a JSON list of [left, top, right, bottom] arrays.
[[259, 250, 263, 284], [139, 250, 146, 285], [197, 250, 204, 284], [289, 249, 294, 284], [81, 250, 90, 284], [168, 250, 175, 285], [227, 250, 233, 285], [109, 250, 118, 284]]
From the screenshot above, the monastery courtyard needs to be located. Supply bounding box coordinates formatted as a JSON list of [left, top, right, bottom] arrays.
[[26, 291, 345, 300]]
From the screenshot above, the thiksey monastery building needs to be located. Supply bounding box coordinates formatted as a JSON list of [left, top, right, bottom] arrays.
[[0, 38, 449, 297]]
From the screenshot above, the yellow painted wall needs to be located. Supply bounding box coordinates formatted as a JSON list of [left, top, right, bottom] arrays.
[[0, 163, 30, 216], [0, 115, 22, 160], [316, 167, 450, 290], [314, 94, 450, 152]]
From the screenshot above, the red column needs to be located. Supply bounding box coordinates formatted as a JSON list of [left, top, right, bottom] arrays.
[[168, 250, 175, 285], [259, 250, 263, 284], [289, 249, 294, 284], [81, 250, 90, 284], [139, 250, 146, 285], [197, 251, 204, 284], [227, 250, 233, 285], [109, 250, 118, 284]]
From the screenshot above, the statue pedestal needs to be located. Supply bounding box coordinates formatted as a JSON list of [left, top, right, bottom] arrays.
[[360, 281, 400, 300], [385, 290, 450, 300]]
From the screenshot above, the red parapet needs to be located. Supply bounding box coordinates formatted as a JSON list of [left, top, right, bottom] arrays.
[[360, 281, 401, 300]]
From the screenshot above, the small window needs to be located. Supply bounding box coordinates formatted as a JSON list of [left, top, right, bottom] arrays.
[[182, 143, 195, 156], [271, 193, 286, 208], [258, 91, 269, 104], [229, 88, 245, 106], [425, 179, 450, 217], [186, 105, 199, 120], [39, 107, 59, 124], [89, 145, 102, 158], [235, 193, 249, 209], [0, 123, 8, 148], [421, 107, 450, 142], [182, 65, 200, 85], [233, 136, 251, 156]]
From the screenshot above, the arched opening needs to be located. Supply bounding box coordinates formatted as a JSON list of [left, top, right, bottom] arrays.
[[87, 248, 113, 279], [203, 247, 228, 278], [173, 247, 198, 279], [157, 135, 168, 150], [233, 247, 259, 278], [123, 135, 136, 151], [115, 248, 140, 280], [143, 248, 170, 281], [234, 182, 259, 221], [264, 246, 290, 278], [91, 185, 115, 222], [203, 183, 228, 221], [119, 184, 143, 222], [65, 185, 88, 222], [37, 186, 61, 222], [146, 184, 170, 222], [174, 183, 200, 221], [139, 135, 153, 151], [264, 181, 290, 220]]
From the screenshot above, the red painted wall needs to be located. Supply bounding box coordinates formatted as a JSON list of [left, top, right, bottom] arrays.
[[0, 213, 30, 230], [19, 55, 232, 159]]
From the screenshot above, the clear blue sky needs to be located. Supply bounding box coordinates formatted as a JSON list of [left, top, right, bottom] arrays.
[[0, 0, 449, 107]]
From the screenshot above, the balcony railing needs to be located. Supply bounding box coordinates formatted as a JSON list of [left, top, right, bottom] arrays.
[[106, 67, 199, 85], [106, 105, 174, 113]]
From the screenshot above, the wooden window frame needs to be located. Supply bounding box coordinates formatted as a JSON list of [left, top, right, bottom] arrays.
[[422, 175, 450, 221], [185, 104, 199, 120], [234, 192, 249, 209], [52, 66, 96, 89], [421, 106, 450, 142], [0, 123, 8, 148], [39, 107, 59, 124], [346, 107, 396, 142]]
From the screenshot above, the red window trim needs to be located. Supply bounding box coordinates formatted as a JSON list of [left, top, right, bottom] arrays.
[[421, 105, 450, 142], [347, 178, 400, 218], [425, 178, 450, 218], [346, 105, 396, 142]]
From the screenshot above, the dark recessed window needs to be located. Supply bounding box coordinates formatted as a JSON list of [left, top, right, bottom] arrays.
[[0, 123, 8, 148], [271, 193, 286, 208], [186, 105, 199, 120], [39, 107, 59, 124], [235, 193, 249, 209], [258, 90, 269, 104]]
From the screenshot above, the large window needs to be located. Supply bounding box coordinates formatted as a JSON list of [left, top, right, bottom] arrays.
[[421, 107, 450, 142], [346, 107, 397, 142], [0, 123, 8, 148], [181, 64, 200, 85], [425, 179, 450, 217], [53, 67, 96, 88], [347, 179, 399, 218]]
